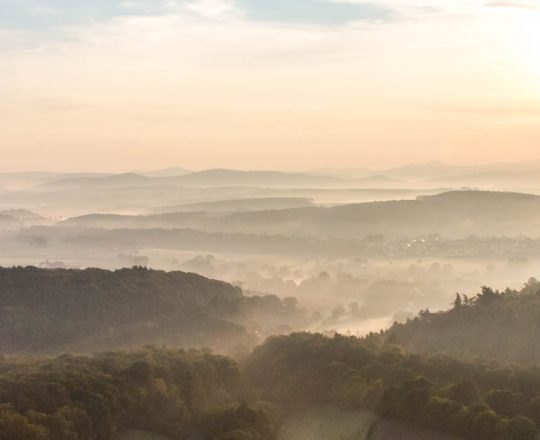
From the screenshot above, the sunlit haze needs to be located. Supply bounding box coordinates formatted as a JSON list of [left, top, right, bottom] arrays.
[[6, 3, 540, 440], [1, 0, 540, 171]]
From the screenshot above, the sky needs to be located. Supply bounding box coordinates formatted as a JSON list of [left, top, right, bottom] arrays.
[[1, 0, 540, 172]]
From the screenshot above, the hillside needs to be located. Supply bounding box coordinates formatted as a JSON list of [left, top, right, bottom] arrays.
[[248, 332, 540, 440], [4, 333, 540, 440], [208, 190, 540, 237], [385, 278, 540, 365], [51, 190, 540, 239], [61, 212, 207, 229], [0, 267, 307, 354]]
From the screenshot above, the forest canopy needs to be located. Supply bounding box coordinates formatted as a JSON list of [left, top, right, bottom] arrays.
[[0, 266, 307, 354]]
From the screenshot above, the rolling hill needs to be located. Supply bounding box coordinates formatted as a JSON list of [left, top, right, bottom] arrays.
[[0, 266, 306, 354], [172, 169, 345, 187], [385, 279, 540, 365], [150, 197, 315, 214], [60, 190, 540, 237]]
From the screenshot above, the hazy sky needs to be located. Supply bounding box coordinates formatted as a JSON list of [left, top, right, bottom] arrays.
[[1, 0, 540, 171]]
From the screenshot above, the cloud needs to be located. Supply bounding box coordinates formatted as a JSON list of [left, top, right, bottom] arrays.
[[0, 0, 395, 34], [27, 5, 64, 16], [487, 0, 540, 9], [183, 0, 241, 19], [237, 0, 393, 24]]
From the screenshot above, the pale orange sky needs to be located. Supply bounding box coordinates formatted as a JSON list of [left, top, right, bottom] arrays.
[[1, 0, 540, 172]]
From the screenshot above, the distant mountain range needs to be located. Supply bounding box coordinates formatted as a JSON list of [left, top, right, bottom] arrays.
[[427, 169, 540, 187], [4, 162, 540, 218], [4, 160, 540, 190], [38, 168, 409, 190], [42, 172, 151, 188], [169, 169, 345, 187], [311, 160, 540, 182]]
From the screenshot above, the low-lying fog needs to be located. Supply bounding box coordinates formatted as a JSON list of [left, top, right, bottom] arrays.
[[0, 241, 537, 337], [2, 164, 540, 339]]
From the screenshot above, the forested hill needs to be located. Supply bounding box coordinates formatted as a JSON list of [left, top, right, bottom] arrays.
[[385, 279, 540, 365], [248, 333, 540, 440], [0, 266, 306, 354], [61, 190, 540, 237]]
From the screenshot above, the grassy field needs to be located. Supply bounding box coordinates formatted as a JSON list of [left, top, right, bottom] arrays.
[[278, 407, 377, 440]]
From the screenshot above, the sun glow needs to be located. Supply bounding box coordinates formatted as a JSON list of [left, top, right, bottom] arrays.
[[507, 9, 540, 84]]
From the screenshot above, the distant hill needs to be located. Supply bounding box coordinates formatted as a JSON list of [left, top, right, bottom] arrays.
[[382, 162, 475, 180], [43, 172, 151, 188], [382, 160, 540, 182], [0, 208, 43, 220], [0, 209, 46, 229], [427, 169, 540, 187], [351, 174, 404, 186], [307, 167, 374, 179], [0, 172, 112, 191], [172, 169, 344, 187], [61, 211, 207, 229], [385, 279, 540, 365], [151, 197, 315, 214], [210, 190, 540, 237], [3, 169, 406, 191], [60, 190, 540, 237], [142, 166, 192, 177], [308, 162, 471, 181]]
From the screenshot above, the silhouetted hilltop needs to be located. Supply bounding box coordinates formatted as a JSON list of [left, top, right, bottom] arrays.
[[142, 166, 192, 177], [44, 172, 150, 188], [385, 278, 540, 365], [427, 169, 540, 187], [172, 169, 344, 187]]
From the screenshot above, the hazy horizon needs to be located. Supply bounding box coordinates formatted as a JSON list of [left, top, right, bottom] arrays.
[[5, 158, 540, 174]]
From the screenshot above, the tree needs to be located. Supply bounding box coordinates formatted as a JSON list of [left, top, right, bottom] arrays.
[[507, 416, 538, 440], [486, 390, 526, 418], [448, 379, 480, 406], [471, 410, 501, 440], [453, 293, 463, 309]]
